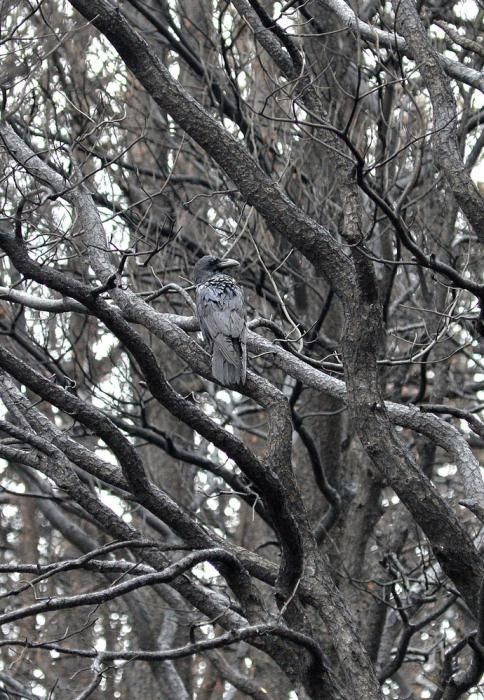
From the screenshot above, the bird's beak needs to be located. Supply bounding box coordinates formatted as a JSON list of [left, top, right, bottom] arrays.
[[218, 258, 240, 269]]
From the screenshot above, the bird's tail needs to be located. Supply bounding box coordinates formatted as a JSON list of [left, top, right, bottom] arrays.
[[212, 339, 246, 385]]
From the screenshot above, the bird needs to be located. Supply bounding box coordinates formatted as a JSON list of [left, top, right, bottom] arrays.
[[193, 255, 247, 386]]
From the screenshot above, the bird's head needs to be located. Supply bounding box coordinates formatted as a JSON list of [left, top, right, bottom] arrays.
[[193, 255, 240, 285]]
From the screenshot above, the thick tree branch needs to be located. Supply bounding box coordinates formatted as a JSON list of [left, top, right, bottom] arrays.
[[392, 0, 484, 243], [316, 0, 484, 92]]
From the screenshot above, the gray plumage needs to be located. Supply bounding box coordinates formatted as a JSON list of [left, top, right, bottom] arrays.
[[193, 255, 247, 386]]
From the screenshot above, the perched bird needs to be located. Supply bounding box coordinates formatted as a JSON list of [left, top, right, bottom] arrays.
[[193, 255, 247, 386]]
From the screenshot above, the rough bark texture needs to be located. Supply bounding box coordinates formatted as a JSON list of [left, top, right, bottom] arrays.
[[0, 0, 482, 698]]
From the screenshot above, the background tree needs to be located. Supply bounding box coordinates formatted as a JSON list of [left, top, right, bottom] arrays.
[[0, 0, 483, 698]]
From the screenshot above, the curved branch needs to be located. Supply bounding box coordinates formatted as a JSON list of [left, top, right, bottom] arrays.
[[0, 286, 89, 313], [246, 330, 484, 521], [0, 623, 329, 670], [316, 0, 484, 92], [392, 0, 484, 243], [0, 548, 251, 627]]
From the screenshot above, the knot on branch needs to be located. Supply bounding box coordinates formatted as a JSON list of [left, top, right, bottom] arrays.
[[90, 273, 118, 297]]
